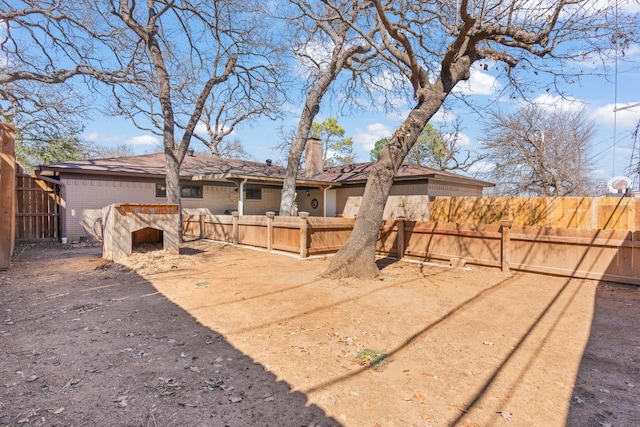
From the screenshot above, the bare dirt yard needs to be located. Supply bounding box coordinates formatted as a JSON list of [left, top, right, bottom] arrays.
[[1, 240, 638, 427]]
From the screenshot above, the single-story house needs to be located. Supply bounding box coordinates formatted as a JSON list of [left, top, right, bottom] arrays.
[[35, 138, 493, 241]]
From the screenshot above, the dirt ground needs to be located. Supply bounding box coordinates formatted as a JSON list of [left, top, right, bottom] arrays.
[[1, 240, 638, 427]]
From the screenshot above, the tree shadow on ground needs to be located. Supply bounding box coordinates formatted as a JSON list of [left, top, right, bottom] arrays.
[[0, 243, 340, 427], [565, 281, 640, 427]]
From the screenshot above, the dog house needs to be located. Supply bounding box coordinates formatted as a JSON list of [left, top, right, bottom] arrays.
[[101, 203, 179, 262]]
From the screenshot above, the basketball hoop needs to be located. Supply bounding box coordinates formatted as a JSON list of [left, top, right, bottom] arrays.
[[606, 175, 632, 194]]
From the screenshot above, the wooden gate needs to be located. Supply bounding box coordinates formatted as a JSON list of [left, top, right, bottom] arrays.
[[15, 165, 61, 241]]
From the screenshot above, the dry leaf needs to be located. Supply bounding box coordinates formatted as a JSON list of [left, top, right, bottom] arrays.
[[498, 410, 512, 420], [54, 407, 65, 415]]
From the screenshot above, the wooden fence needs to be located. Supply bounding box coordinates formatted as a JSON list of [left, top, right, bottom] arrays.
[[184, 212, 640, 286], [0, 124, 16, 269], [429, 196, 640, 230], [15, 166, 61, 241]]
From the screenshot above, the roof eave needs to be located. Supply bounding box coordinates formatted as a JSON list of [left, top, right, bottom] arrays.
[[191, 173, 341, 187], [35, 166, 167, 180]]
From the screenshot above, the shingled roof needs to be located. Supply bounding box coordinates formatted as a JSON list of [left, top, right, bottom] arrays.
[[312, 162, 493, 187], [36, 152, 288, 180], [36, 153, 493, 187]]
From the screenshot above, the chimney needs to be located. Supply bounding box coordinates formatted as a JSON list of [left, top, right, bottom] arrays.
[[305, 137, 323, 177]]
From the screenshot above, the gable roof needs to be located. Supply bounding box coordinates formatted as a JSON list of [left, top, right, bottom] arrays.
[[313, 162, 493, 187], [36, 152, 493, 187], [36, 152, 288, 179]]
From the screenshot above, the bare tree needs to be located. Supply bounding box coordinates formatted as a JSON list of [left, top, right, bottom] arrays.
[[190, 99, 279, 157], [276, 0, 378, 216], [2, 0, 283, 212], [217, 138, 253, 160], [0, 2, 112, 151], [481, 104, 598, 196], [0, 80, 91, 148], [103, 0, 283, 207], [182, 60, 284, 157], [323, 0, 639, 279]]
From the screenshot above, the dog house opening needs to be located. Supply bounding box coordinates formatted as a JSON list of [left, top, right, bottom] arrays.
[[132, 227, 164, 251]]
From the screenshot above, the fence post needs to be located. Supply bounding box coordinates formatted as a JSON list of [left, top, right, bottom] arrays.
[[199, 213, 206, 240], [501, 220, 512, 272], [232, 211, 239, 245], [397, 216, 405, 259], [266, 211, 275, 251], [0, 124, 16, 270], [299, 212, 309, 258]]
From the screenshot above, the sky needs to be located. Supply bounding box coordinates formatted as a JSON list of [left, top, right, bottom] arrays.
[[81, 12, 640, 194]]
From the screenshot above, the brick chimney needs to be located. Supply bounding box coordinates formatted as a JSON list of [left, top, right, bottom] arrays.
[[305, 137, 323, 177]]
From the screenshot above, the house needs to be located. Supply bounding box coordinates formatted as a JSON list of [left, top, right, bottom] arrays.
[[35, 138, 493, 242]]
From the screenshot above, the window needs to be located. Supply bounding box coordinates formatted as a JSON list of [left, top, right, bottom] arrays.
[[156, 183, 166, 198], [245, 188, 262, 200], [181, 185, 203, 198], [155, 183, 203, 199]]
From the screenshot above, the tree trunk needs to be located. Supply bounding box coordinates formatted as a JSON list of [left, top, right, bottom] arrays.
[[323, 101, 437, 279], [165, 146, 183, 239], [279, 88, 324, 216]]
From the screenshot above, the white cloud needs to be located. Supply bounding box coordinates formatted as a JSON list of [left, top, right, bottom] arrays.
[[127, 135, 160, 146], [384, 107, 412, 122], [194, 121, 235, 138], [454, 64, 501, 95], [592, 102, 640, 129], [450, 132, 473, 147], [431, 109, 456, 124], [530, 94, 585, 113], [354, 123, 393, 151], [85, 132, 100, 141], [195, 122, 208, 135], [83, 131, 127, 144], [294, 39, 335, 78], [614, 145, 633, 156], [466, 160, 493, 174]]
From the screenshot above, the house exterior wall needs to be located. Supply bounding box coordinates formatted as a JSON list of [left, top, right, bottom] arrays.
[[337, 180, 483, 220], [61, 174, 282, 241], [427, 180, 483, 197], [59, 173, 485, 241], [62, 175, 158, 241], [294, 188, 324, 216]]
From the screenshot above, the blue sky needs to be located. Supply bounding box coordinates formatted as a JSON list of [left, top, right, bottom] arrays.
[[84, 34, 640, 191]]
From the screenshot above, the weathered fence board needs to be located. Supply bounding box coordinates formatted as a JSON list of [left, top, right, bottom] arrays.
[[430, 196, 639, 230], [273, 217, 302, 253], [14, 167, 61, 242], [308, 217, 357, 255], [184, 211, 639, 285]]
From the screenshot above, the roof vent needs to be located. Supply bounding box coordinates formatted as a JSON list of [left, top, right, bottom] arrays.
[[187, 148, 195, 156], [266, 159, 272, 166]]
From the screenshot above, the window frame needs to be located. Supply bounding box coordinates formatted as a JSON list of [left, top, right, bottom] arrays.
[[245, 187, 262, 200], [155, 183, 204, 199]]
